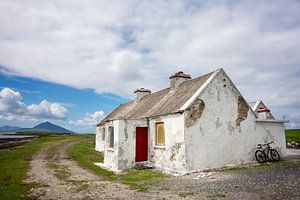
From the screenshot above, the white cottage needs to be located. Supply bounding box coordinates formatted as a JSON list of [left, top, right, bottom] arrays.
[[95, 68, 287, 175]]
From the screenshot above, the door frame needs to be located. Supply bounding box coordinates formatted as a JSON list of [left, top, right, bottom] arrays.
[[135, 127, 149, 162]]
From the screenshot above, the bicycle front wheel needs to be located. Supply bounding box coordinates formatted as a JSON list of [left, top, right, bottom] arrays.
[[270, 149, 280, 162], [255, 150, 267, 163]]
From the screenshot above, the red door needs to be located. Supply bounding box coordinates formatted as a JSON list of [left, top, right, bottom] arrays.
[[136, 127, 148, 162]]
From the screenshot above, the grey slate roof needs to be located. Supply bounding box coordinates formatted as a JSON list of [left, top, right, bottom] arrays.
[[98, 71, 214, 125]]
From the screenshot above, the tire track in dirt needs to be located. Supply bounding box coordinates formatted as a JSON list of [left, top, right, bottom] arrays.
[[26, 139, 183, 200], [26, 140, 142, 199]]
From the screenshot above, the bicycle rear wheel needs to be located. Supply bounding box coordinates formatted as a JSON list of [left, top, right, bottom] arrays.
[[270, 149, 280, 162], [255, 150, 267, 163]]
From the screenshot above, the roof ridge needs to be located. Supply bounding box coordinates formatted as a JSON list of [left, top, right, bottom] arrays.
[[138, 70, 215, 99], [98, 69, 217, 125]]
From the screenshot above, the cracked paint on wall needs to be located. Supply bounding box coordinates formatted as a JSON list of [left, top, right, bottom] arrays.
[[186, 98, 205, 127], [170, 142, 182, 161], [236, 96, 249, 126]]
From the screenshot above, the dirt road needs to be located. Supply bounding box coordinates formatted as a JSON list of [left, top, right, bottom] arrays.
[[26, 139, 177, 200], [26, 140, 300, 200]]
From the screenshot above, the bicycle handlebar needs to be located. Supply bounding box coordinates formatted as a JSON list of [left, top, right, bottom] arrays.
[[263, 142, 273, 146], [257, 141, 274, 147]]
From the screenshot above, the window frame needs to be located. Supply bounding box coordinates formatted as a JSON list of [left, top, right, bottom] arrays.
[[155, 122, 165, 147], [101, 127, 105, 141], [108, 126, 114, 148]]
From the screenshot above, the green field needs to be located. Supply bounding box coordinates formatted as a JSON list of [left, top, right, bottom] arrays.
[[15, 131, 72, 136], [285, 129, 300, 143]]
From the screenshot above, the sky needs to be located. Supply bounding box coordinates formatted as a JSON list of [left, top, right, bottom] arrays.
[[0, 0, 299, 133]]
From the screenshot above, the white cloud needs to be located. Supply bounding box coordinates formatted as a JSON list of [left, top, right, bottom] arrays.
[[27, 100, 67, 119], [0, 113, 38, 122], [0, 87, 68, 121], [69, 111, 105, 126], [287, 113, 300, 129], [0, 0, 299, 127], [0, 87, 27, 114]]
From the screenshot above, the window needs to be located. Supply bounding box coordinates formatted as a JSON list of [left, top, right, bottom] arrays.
[[155, 122, 165, 146], [101, 127, 105, 141], [109, 126, 114, 148]]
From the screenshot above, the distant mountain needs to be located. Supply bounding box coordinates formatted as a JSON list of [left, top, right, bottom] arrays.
[[0, 125, 22, 132], [0, 121, 74, 133], [33, 121, 73, 133]]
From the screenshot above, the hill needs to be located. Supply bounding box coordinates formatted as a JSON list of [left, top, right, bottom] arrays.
[[0, 125, 22, 132], [0, 121, 74, 133], [32, 121, 73, 133]]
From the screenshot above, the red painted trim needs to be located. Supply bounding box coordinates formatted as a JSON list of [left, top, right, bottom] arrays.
[[169, 75, 191, 79], [257, 109, 270, 113], [169, 71, 191, 79], [134, 88, 151, 93]]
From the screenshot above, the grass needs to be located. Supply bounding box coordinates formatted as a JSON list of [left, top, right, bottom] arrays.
[[15, 131, 72, 136], [285, 129, 300, 143], [68, 136, 116, 180], [0, 136, 76, 200], [119, 170, 167, 192], [68, 136, 168, 191], [43, 138, 92, 191], [179, 191, 195, 197], [45, 139, 77, 182], [207, 193, 226, 198]]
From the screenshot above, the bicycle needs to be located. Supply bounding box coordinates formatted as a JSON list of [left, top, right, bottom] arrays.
[[255, 142, 280, 163]]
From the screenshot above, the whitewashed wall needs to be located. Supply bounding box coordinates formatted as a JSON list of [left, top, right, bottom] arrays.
[[149, 113, 187, 174], [95, 125, 105, 152], [117, 119, 148, 170], [254, 121, 286, 156], [185, 70, 286, 172], [103, 120, 120, 171], [99, 114, 187, 173]]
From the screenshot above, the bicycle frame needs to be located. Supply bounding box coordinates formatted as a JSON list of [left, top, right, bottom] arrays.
[[255, 141, 280, 163], [257, 142, 273, 158]]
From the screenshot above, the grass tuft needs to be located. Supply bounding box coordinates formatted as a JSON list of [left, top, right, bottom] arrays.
[[68, 136, 168, 191], [68, 137, 116, 180]]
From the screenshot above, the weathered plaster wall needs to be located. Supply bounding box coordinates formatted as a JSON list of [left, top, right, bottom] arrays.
[[149, 113, 187, 174], [101, 115, 187, 173], [95, 125, 105, 152], [116, 119, 148, 170], [255, 121, 286, 155], [103, 120, 120, 171], [185, 70, 286, 172]]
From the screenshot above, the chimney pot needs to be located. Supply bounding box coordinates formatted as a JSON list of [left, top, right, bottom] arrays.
[[169, 71, 191, 90], [134, 88, 151, 102], [257, 108, 273, 119]]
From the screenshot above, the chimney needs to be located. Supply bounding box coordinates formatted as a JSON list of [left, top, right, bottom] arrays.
[[134, 88, 151, 102], [169, 71, 191, 90], [257, 108, 272, 119]]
